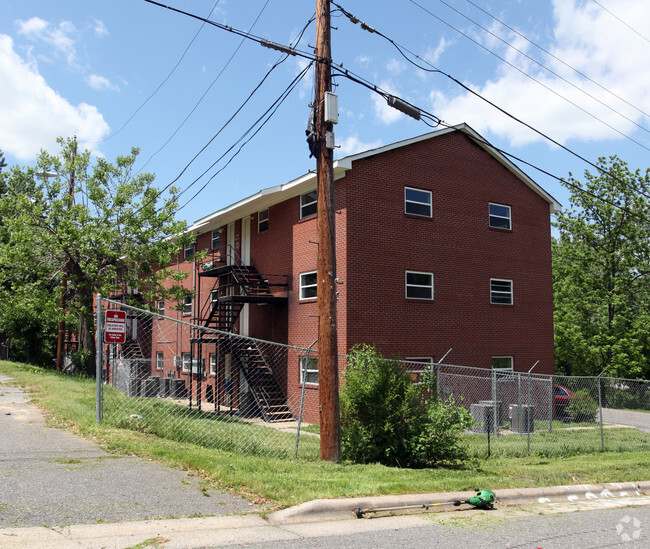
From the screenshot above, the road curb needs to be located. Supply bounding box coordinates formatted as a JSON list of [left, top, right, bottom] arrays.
[[268, 481, 650, 524]]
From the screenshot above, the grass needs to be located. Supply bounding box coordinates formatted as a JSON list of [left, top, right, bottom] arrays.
[[2, 360, 649, 510]]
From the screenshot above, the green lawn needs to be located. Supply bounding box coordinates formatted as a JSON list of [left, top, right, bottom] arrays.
[[2, 360, 649, 509]]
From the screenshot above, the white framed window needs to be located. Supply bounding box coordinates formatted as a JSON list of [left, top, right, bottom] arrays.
[[404, 187, 432, 217], [156, 351, 164, 370], [184, 242, 194, 259], [491, 356, 513, 370], [300, 271, 318, 300], [258, 209, 269, 233], [300, 190, 318, 219], [182, 352, 191, 372], [489, 203, 511, 230], [210, 290, 219, 311], [209, 353, 217, 375], [211, 229, 220, 250], [405, 271, 434, 300], [157, 300, 165, 315], [300, 356, 319, 385], [183, 295, 192, 314], [490, 279, 513, 305]]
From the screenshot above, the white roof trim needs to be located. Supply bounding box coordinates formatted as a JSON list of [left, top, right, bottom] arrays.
[[187, 123, 560, 233]]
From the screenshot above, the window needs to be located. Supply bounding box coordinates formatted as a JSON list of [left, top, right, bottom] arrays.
[[404, 187, 432, 217], [157, 300, 165, 315], [405, 271, 434, 300], [183, 295, 192, 314], [489, 203, 511, 230], [210, 290, 219, 311], [300, 271, 317, 300], [182, 352, 191, 372], [300, 190, 318, 218], [490, 279, 513, 305], [156, 352, 164, 370], [211, 229, 220, 250], [300, 356, 319, 384], [184, 242, 194, 259], [258, 209, 269, 232], [209, 353, 217, 375], [491, 356, 513, 370]]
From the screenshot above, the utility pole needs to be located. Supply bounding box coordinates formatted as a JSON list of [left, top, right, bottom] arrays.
[[315, 0, 340, 462], [56, 136, 77, 371]]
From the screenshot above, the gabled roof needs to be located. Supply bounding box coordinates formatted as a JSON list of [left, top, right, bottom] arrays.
[[188, 123, 561, 233]]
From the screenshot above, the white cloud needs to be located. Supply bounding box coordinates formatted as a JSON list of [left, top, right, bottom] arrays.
[[16, 17, 78, 66], [429, 0, 650, 147], [86, 74, 119, 92], [92, 18, 108, 37], [0, 34, 109, 161], [336, 135, 383, 156], [386, 58, 405, 74], [424, 37, 450, 65]]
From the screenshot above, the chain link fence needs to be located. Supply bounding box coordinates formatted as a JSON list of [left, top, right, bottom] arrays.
[[96, 298, 650, 461]]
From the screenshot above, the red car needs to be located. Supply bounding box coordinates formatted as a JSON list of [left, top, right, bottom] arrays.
[[553, 385, 573, 418]]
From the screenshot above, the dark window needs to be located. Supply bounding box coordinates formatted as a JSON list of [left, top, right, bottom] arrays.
[[300, 191, 318, 218], [490, 279, 513, 305], [489, 203, 511, 229], [406, 271, 434, 300], [405, 187, 432, 217]]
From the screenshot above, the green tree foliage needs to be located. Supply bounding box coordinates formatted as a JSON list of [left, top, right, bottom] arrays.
[[340, 344, 474, 468], [553, 156, 650, 380], [0, 138, 191, 369]]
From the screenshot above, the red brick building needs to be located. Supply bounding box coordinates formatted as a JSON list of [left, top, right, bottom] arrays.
[[146, 123, 560, 422]]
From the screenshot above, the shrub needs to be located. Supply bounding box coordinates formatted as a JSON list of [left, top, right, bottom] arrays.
[[566, 389, 598, 422], [340, 344, 473, 468]]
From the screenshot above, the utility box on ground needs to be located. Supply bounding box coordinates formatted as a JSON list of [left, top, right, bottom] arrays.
[[509, 404, 535, 433]]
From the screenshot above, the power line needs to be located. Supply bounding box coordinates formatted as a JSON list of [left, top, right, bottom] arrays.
[[461, 0, 650, 121], [590, 0, 650, 43], [98, 0, 223, 144], [437, 0, 650, 134], [137, 0, 274, 174], [403, 0, 650, 151]]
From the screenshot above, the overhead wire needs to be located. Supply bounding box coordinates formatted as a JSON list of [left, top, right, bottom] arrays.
[[590, 0, 650, 43], [403, 0, 650, 151], [436, 0, 650, 134], [137, 0, 274, 173], [461, 0, 650, 121], [330, 1, 650, 201], [98, 0, 223, 144]]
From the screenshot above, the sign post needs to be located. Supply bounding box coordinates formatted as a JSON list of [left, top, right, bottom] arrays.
[[104, 310, 126, 344]]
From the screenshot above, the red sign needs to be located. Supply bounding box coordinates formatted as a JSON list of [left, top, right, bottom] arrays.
[[104, 310, 127, 344]]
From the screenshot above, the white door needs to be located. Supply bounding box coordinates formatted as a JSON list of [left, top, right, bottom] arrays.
[[241, 216, 251, 266], [227, 222, 235, 265]]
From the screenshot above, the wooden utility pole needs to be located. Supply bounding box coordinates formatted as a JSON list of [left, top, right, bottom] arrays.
[[315, 0, 340, 462], [56, 137, 76, 371]]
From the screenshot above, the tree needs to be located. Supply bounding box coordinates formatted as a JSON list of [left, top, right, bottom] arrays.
[[553, 156, 650, 379], [0, 138, 191, 371]]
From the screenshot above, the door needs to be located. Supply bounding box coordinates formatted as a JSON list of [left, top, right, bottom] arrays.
[[227, 222, 235, 265], [241, 216, 251, 266]]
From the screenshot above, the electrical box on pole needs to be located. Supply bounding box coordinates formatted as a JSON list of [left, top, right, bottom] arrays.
[[324, 92, 338, 124]]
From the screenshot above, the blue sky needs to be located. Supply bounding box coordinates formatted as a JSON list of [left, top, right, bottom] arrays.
[[1, 0, 649, 224]]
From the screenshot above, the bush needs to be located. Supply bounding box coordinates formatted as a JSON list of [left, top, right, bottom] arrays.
[[340, 344, 473, 468], [566, 389, 598, 422]]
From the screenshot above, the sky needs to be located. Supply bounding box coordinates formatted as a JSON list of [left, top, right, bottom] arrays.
[[1, 0, 649, 225]]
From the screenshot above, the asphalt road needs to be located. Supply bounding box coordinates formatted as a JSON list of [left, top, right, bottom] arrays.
[[0, 374, 256, 528], [602, 408, 650, 433]]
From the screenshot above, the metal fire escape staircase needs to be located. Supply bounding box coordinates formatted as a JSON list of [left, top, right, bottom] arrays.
[[197, 247, 292, 422]]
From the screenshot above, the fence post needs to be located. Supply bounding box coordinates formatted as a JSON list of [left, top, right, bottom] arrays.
[[295, 339, 318, 459], [96, 294, 103, 424], [549, 375, 553, 433], [598, 366, 611, 452]]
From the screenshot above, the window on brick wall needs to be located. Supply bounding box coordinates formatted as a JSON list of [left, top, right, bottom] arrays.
[[182, 352, 191, 372], [157, 300, 165, 315], [184, 242, 194, 259], [258, 209, 269, 232], [300, 356, 319, 385], [405, 271, 434, 300], [300, 271, 317, 299], [490, 279, 513, 305], [156, 351, 164, 370], [209, 353, 217, 375], [404, 186, 432, 217], [183, 295, 192, 314], [211, 229, 220, 249], [300, 190, 318, 218], [489, 203, 511, 230], [406, 356, 433, 385], [491, 356, 513, 370]]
